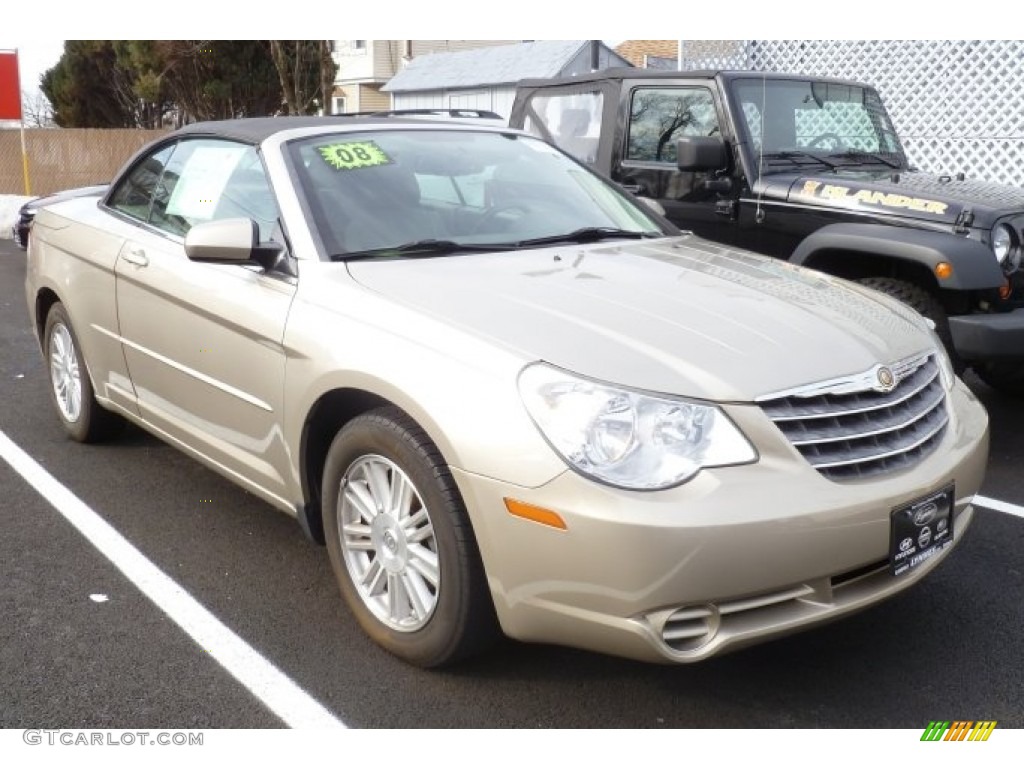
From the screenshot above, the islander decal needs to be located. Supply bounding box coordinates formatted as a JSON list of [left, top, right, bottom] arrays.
[[799, 180, 949, 216]]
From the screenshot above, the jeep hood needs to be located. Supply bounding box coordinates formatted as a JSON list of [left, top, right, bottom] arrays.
[[760, 169, 1024, 228], [346, 235, 934, 402]]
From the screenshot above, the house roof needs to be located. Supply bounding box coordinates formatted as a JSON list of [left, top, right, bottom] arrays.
[[615, 40, 679, 67], [383, 40, 612, 92]]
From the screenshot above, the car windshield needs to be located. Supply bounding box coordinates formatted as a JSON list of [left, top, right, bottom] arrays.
[[287, 129, 664, 258], [731, 78, 907, 171]]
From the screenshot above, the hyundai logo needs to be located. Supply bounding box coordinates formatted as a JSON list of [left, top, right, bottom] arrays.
[[899, 537, 913, 552]]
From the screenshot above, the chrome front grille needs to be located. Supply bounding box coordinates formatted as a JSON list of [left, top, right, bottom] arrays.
[[759, 355, 949, 481]]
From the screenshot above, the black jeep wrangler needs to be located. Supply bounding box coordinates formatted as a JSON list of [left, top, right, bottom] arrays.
[[510, 69, 1024, 394]]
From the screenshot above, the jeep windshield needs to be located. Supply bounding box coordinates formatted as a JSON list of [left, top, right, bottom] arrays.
[[730, 77, 908, 174], [288, 129, 665, 260]]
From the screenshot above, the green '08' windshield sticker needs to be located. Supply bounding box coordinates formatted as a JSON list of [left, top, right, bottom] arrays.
[[317, 141, 392, 171]]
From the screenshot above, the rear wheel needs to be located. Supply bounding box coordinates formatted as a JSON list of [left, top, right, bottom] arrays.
[[43, 302, 125, 442], [856, 277, 963, 372], [322, 406, 497, 667]]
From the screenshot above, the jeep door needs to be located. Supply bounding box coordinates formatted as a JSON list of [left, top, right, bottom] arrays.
[[616, 80, 737, 240]]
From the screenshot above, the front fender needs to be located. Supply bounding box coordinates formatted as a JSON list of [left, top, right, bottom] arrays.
[[790, 223, 1003, 290]]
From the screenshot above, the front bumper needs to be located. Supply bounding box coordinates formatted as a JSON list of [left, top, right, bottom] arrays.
[[949, 307, 1024, 361], [454, 379, 989, 663]]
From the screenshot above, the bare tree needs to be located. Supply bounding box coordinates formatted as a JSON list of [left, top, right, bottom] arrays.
[[21, 90, 55, 128], [270, 41, 337, 115]]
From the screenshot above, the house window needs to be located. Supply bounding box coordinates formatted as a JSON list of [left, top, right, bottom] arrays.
[[331, 96, 347, 115], [352, 40, 366, 50]]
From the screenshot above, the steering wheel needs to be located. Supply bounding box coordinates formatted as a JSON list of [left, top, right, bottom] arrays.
[[473, 204, 531, 233], [808, 132, 847, 151]]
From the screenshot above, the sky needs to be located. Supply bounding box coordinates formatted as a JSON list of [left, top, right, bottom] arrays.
[[0, 40, 64, 96], [0, 0, 1001, 102]]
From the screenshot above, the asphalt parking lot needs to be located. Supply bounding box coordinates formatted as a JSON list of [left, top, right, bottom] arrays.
[[1, 238, 1022, 729]]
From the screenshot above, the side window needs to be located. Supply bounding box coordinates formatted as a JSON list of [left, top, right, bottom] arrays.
[[149, 139, 279, 240], [521, 90, 604, 165], [108, 144, 175, 222], [627, 87, 719, 163]]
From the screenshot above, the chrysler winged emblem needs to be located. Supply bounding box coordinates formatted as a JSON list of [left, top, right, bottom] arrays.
[[875, 366, 896, 392]]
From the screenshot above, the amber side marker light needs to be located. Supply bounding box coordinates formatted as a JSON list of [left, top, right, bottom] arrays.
[[504, 498, 567, 530], [999, 280, 1012, 299], [935, 262, 953, 279]]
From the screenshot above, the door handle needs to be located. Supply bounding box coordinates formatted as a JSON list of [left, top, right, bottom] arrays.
[[122, 247, 149, 267]]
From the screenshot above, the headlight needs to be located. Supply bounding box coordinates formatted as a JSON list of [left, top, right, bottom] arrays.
[[992, 224, 1019, 272], [518, 363, 757, 490]]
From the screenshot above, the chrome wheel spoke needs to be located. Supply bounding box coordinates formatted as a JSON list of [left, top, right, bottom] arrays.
[[342, 522, 374, 550], [405, 517, 434, 545], [344, 482, 378, 524], [401, 571, 431, 620], [365, 461, 391, 514], [361, 558, 386, 594], [386, 572, 409, 623], [407, 545, 439, 588], [390, 472, 414, 520]]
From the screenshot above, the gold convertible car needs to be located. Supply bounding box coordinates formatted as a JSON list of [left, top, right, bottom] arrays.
[[25, 117, 989, 667]]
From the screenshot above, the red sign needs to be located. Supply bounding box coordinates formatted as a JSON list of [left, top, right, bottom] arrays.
[[0, 51, 23, 121]]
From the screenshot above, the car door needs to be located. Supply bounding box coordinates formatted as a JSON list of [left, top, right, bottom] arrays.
[[108, 138, 296, 504]]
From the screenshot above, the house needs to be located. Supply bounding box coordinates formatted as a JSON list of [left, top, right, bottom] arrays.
[[615, 40, 679, 69], [381, 40, 633, 119], [329, 40, 521, 114]]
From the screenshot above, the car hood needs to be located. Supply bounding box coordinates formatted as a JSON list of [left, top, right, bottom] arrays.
[[346, 235, 933, 402], [761, 169, 1024, 228]]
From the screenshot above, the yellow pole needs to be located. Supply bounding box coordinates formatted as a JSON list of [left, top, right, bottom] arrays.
[[20, 123, 31, 196], [15, 48, 30, 195]]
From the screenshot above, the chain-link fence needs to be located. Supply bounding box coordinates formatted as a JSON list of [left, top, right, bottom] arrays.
[[0, 128, 167, 196], [679, 40, 1024, 186]]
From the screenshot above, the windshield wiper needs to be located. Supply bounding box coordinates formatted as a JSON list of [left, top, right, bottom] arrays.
[[330, 239, 517, 261], [827, 150, 902, 169], [763, 150, 839, 169], [514, 227, 659, 248]]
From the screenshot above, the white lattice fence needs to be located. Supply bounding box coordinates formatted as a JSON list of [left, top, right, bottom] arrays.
[[679, 40, 1024, 186]]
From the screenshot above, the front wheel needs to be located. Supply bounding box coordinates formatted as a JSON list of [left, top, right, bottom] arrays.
[[43, 302, 125, 442], [322, 407, 497, 667], [855, 277, 964, 372], [974, 362, 1024, 398]]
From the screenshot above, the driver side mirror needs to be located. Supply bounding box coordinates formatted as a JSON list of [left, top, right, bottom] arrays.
[[184, 218, 285, 271], [677, 136, 728, 172]]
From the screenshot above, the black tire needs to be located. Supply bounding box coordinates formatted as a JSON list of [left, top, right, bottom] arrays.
[[43, 302, 125, 443], [856, 277, 964, 372], [322, 406, 497, 667], [975, 362, 1024, 397]]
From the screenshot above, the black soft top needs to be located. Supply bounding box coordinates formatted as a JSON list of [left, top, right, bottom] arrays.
[[172, 115, 480, 145], [515, 68, 875, 92]]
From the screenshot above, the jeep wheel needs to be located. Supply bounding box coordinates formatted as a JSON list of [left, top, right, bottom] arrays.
[[975, 362, 1024, 398], [322, 406, 498, 667], [856, 277, 964, 372]]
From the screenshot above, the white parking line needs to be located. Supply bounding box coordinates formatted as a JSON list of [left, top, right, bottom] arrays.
[[974, 494, 1024, 520], [0, 429, 345, 729]]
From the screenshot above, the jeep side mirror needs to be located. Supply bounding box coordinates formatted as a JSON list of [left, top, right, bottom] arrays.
[[677, 136, 728, 172]]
